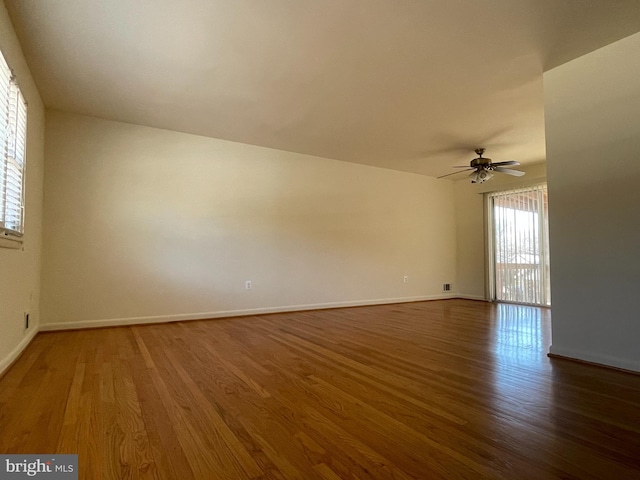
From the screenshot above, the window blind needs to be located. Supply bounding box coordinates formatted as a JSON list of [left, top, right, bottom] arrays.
[[0, 49, 27, 237], [488, 184, 550, 306]]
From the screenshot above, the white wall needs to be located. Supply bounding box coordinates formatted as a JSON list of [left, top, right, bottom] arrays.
[[454, 163, 546, 299], [0, 2, 45, 373], [41, 111, 457, 328], [545, 32, 640, 372]]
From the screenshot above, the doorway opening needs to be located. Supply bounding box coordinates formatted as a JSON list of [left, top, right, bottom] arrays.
[[487, 184, 550, 306]]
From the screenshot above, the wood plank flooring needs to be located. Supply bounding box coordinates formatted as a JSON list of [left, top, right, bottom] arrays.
[[1, 299, 639, 479]]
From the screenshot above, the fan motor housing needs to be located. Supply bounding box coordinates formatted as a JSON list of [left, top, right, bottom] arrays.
[[470, 157, 492, 168]]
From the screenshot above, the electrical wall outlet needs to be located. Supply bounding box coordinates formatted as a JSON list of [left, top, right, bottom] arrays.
[[403, 275, 409, 283], [245, 280, 252, 290], [24, 312, 29, 330], [443, 283, 452, 292]]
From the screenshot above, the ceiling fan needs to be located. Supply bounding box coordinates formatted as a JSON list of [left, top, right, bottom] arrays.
[[438, 148, 525, 183]]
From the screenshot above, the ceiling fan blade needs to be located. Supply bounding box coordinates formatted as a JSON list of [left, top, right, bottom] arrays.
[[452, 165, 471, 168], [437, 168, 474, 179], [492, 160, 520, 167], [494, 166, 525, 176]]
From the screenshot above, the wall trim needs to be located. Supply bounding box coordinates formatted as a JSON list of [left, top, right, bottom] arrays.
[[0, 326, 39, 379], [455, 294, 487, 301], [548, 345, 640, 374], [0, 235, 23, 250], [39, 294, 462, 331]]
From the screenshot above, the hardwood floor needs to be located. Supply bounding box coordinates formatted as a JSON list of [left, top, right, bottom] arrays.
[[1, 299, 639, 479]]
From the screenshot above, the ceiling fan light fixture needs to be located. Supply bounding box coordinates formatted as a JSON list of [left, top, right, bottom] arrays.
[[469, 169, 493, 184], [437, 148, 524, 182]]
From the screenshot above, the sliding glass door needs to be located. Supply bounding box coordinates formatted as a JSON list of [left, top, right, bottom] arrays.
[[488, 184, 550, 306]]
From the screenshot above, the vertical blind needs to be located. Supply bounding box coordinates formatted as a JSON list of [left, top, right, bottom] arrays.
[[489, 184, 550, 306], [0, 49, 27, 236]]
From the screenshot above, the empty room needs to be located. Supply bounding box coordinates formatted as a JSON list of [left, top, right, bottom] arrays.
[[1, 1, 640, 479]]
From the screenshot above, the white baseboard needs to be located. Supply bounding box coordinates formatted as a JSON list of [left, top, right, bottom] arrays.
[[0, 326, 39, 377], [39, 294, 462, 332], [549, 344, 640, 373], [455, 294, 487, 301]]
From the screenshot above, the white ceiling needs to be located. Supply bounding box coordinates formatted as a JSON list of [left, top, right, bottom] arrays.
[[6, 0, 640, 177]]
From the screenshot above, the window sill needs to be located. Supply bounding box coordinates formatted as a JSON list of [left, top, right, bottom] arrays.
[[0, 235, 23, 250]]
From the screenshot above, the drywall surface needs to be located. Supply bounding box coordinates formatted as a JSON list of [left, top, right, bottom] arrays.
[[42, 111, 457, 327], [544, 32, 640, 371], [0, 1, 45, 373], [454, 163, 546, 299]]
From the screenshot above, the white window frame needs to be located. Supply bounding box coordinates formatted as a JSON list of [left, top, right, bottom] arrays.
[[0, 48, 27, 249]]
